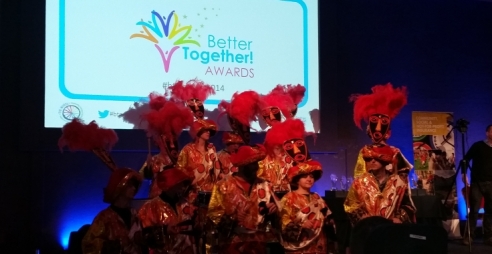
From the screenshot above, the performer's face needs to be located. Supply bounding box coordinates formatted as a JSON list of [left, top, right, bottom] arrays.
[[364, 157, 384, 172], [297, 174, 315, 190], [198, 130, 210, 141], [368, 114, 391, 143], [167, 181, 190, 199], [240, 162, 259, 180], [228, 116, 250, 144], [160, 136, 179, 164], [273, 145, 284, 157], [122, 178, 139, 200], [226, 143, 240, 153], [283, 138, 311, 163], [261, 106, 282, 126], [186, 98, 204, 119]]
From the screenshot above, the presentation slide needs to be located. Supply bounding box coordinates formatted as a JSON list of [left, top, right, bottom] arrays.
[[45, 0, 320, 132]]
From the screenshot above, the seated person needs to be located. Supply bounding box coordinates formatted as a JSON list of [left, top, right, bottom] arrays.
[[344, 145, 415, 225], [138, 168, 196, 254], [207, 145, 279, 254], [82, 168, 145, 254]]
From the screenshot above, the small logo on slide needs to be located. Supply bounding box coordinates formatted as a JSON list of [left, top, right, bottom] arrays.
[[59, 103, 83, 122], [98, 110, 110, 119]]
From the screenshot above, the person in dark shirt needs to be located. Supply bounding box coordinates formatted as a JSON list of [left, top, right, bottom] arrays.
[[462, 124, 492, 245]]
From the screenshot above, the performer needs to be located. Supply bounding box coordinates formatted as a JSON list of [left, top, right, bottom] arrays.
[[217, 90, 262, 180], [260, 119, 314, 198], [83, 168, 144, 254], [462, 124, 492, 246], [350, 83, 413, 178], [138, 167, 198, 254], [170, 79, 220, 253], [256, 86, 305, 196], [58, 119, 145, 254], [344, 145, 416, 225], [217, 132, 243, 179], [170, 79, 220, 193], [280, 156, 330, 254], [207, 144, 279, 254], [139, 93, 194, 198]]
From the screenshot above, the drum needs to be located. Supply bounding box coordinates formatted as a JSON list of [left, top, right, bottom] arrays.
[[198, 191, 212, 206]]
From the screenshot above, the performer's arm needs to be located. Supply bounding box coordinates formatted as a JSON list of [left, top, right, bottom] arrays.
[[207, 184, 227, 227], [344, 181, 366, 226], [82, 213, 117, 254], [177, 147, 194, 178], [256, 159, 267, 179], [395, 194, 416, 223], [464, 142, 478, 168], [279, 195, 301, 242], [353, 149, 366, 178], [395, 150, 413, 173]]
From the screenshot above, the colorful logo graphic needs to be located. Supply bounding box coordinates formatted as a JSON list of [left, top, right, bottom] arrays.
[[130, 10, 201, 73], [59, 103, 83, 122]]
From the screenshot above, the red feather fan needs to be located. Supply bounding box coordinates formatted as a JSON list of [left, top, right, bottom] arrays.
[[143, 100, 194, 139], [58, 118, 118, 152], [148, 92, 168, 110], [350, 83, 408, 129]]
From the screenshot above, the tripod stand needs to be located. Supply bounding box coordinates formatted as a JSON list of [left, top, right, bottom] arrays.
[[443, 119, 471, 253]]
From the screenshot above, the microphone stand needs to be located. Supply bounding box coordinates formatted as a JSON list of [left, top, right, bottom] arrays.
[[443, 120, 471, 253]]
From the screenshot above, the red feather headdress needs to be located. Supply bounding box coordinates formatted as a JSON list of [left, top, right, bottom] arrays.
[[218, 90, 261, 127], [168, 79, 216, 102], [350, 83, 408, 129], [264, 118, 305, 154], [259, 88, 295, 120], [272, 84, 306, 105]]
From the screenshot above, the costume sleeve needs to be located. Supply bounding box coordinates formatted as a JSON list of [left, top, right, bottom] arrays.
[[211, 147, 221, 178], [353, 149, 366, 178], [207, 184, 226, 226], [394, 149, 413, 173], [344, 181, 365, 225], [177, 146, 194, 178], [257, 159, 267, 179], [280, 194, 302, 242], [280, 195, 296, 230], [82, 213, 110, 254], [396, 194, 416, 223]]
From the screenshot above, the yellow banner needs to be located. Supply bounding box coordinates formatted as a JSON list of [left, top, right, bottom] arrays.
[[412, 112, 450, 136]]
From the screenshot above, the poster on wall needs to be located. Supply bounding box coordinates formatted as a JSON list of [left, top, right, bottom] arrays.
[[412, 112, 457, 219]]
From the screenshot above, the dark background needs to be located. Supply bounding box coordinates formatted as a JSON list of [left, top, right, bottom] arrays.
[[1, 0, 491, 253]]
